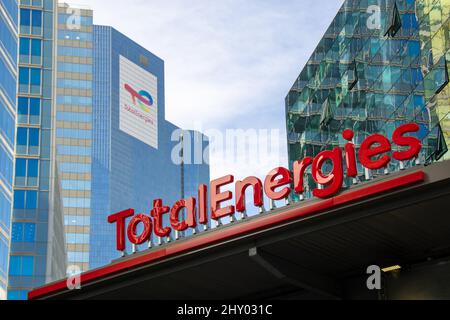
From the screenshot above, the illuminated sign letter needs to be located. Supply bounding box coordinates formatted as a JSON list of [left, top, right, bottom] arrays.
[[211, 175, 235, 220], [343, 129, 358, 178], [151, 199, 171, 237], [293, 157, 313, 194], [127, 214, 152, 245], [170, 198, 197, 232], [392, 123, 422, 161], [312, 147, 344, 198], [108, 209, 135, 251], [235, 177, 263, 213], [359, 134, 392, 170], [198, 184, 209, 225], [264, 167, 292, 201]]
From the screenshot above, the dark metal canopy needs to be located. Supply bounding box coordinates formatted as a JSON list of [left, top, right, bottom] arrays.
[[30, 161, 450, 300]]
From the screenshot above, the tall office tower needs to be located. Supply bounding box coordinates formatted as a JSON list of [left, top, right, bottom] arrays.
[[0, 0, 18, 301], [55, 3, 93, 273], [8, 0, 66, 300], [180, 130, 211, 236], [181, 131, 210, 200], [90, 26, 210, 270], [286, 0, 449, 197], [417, 1, 449, 161]]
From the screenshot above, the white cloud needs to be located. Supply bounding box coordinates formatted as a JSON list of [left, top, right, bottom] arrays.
[[65, 0, 344, 179]]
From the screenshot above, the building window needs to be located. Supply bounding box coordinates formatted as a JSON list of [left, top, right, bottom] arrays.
[[20, 0, 43, 7], [19, 37, 42, 65], [11, 223, 36, 243], [0, 235, 9, 278], [57, 79, 92, 90], [66, 233, 89, 244], [59, 163, 91, 173], [61, 180, 91, 191], [401, 13, 419, 34], [20, 9, 42, 36], [9, 256, 34, 276], [57, 145, 91, 156], [65, 216, 90, 227], [56, 111, 92, 122], [16, 127, 40, 155], [435, 58, 449, 95], [68, 252, 89, 263], [58, 30, 93, 42], [18, 67, 41, 95], [57, 62, 92, 74], [139, 55, 149, 67], [18, 97, 41, 125], [56, 128, 92, 139], [57, 46, 92, 58], [15, 158, 39, 187], [7, 290, 28, 301], [0, 193, 12, 233], [56, 95, 92, 106], [427, 124, 449, 163], [13, 190, 38, 210], [0, 147, 13, 190], [63, 197, 91, 208]]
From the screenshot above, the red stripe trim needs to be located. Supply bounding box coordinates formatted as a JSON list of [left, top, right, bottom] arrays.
[[28, 171, 425, 300]]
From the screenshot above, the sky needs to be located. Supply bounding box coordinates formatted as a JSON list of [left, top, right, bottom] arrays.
[[65, 0, 344, 180]]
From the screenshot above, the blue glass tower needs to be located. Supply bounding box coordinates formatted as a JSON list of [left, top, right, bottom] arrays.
[[90, 26, 210, 269], [182, 131, 210, 200], [56, 3, 94, 273], [2, 2, 210, 297], [8, 0, 66, 300], [0, 0, 18, 301]]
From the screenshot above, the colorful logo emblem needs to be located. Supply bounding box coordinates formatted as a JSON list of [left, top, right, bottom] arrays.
[[124, 84, 154, 113]]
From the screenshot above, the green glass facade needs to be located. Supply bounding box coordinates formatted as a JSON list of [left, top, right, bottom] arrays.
[[286, 0, 449, 197], [418, 0, 449, 161]]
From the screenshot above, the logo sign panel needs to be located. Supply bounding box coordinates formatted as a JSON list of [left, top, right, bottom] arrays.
[[119, 55, 158, 149], [109, 123, 424, 253]]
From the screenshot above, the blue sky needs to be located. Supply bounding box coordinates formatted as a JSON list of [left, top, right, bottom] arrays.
[[67, 0, 344, 179]]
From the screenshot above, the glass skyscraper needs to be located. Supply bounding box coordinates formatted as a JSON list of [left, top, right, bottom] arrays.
[[286, 0, 449, 196], [182, 130, 210, 200], [418, 0, 449, 160], [90, 26, 210, 269], [0, 0, 18, 301], [0, 1, 210, 299], [8, 0, 66, 300], [56, 3, 93, 273]]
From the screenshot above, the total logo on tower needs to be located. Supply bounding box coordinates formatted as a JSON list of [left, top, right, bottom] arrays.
[[119, 55, 158, 149], [124, 83, 154, 113]]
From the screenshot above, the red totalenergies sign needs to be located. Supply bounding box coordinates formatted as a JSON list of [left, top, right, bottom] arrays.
[[109, 123, 422, 252]]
